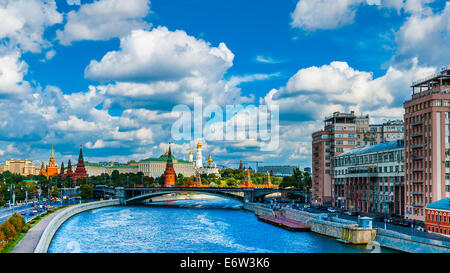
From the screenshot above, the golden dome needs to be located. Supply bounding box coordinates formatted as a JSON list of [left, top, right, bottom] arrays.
[[197, 141, 202, 149], [189, 151, 193, 155], [207, 154, 213, 163]]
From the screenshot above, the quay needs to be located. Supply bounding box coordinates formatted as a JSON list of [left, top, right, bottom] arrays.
[[257, 215, 311, 231]]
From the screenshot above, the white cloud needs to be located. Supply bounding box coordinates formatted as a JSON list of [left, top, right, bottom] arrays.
[[262, 59, 435, 121], [255, 55, 284, 64], [290, 0, 363, 30], [84, 27, 254, 108], [393, 2, 450, 66], [57, 0, 152, 45], [0, 0, 62, 52], [0, 49, 31, 97], [85, 27, 234, 82]]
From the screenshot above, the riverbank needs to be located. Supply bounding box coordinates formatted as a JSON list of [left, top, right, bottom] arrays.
[[244, 203, 450, 253], [34, 199, 119, 253], [10, 206, 70, 253]]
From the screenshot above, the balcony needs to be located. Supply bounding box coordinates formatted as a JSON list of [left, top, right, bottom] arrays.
[[412, 168, 423, 172], [411, 180, 423, 184], [411, 132, 423, 138], [394, 181, 404, 186], [412, 155, 423, 161], [411, 202, 424, 207], [411, 120, 423, 126], [412, 191, 423, 195], [410, 144, 423, 149]]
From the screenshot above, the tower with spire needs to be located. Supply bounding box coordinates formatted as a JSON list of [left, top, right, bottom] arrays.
[[163, 143, 176, 187], [72, 145, 88, 183], [239, 169, 254, 188], [195, 140, 203, 168], [41, 145, 59, 178]]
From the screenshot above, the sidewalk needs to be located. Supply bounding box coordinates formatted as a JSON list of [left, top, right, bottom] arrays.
[[10, 207, 68, 253]]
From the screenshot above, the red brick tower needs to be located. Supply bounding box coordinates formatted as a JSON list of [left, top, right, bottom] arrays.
[[163, 143, 176, 187], [66, 160, 73, 177], [73, 145, 88, 184], [193, 172, 202, 187], [240, 169, 254, 188]]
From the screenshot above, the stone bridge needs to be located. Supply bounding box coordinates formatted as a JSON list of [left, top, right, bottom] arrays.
[[110, 187, 310, 204]]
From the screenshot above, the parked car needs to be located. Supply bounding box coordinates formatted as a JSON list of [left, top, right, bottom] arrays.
[[343, 211, 353, 215], [327, 207, 337, 213], [416, 226, 426, 232]]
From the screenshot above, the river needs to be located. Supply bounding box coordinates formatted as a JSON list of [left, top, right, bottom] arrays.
[[48, 198, 395, 253]]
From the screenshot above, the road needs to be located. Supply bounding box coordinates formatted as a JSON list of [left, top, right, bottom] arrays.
[[0, 199, 79, 223]]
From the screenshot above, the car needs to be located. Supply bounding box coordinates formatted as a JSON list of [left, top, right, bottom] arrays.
[[20, 211, 26, 216], [327, 207, 337, 213], [343, 211, 353, 215], [416, 226, 426, 232]]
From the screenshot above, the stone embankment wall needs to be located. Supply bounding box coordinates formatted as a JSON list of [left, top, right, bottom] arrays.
[[34, 199, 120, 253], [376, 229, 450, 253]]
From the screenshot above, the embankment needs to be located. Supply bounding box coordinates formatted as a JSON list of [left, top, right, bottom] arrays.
[[34, 199, 119, 253]]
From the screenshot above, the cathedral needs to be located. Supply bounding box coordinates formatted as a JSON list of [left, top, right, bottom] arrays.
[[189, 140, 220, 177]]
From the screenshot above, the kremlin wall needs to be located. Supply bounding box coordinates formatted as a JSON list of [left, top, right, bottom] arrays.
[[0, 140, 278, 189]]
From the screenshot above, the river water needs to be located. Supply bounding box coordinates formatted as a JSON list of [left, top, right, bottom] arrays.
[[48, 198, 395, 253]]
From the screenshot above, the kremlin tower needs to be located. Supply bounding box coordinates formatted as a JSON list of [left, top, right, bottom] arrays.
[[40, 145, 59, 179], [72, 145, 88, 183], [264, 171, 273, 188], [193, 172, 202, 187], [163, 143, 176, 187], [188, 151, 194, 163], [239, 169, 254, 188], [66, 160, 73, 177]]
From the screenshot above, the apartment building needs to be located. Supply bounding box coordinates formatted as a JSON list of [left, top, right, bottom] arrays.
[[404, 66, 450, 221], [312, 111, 369, 206]]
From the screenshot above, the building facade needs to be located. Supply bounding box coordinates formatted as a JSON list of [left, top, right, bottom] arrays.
[[366, 120, 404, 145], [404, 67, 450, 221], [257, 165, 299, 177], [425, 198, 450, 236], [312, 111, 369, 206], [332, 140, 405, 216], [0, 159, 40, 176], [139, 152, 195, 178], [84, 162, 138, 176]]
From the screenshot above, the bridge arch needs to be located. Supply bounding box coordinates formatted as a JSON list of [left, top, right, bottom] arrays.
[[125, 190, 245, 204]]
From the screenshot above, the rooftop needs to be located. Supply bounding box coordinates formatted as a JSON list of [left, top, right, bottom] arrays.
[[411, 66, 450, 88], [336, 139, 404, 157], [426, 198, 450, 211]]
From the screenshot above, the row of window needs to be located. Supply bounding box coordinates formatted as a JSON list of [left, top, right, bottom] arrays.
[[333, 150, 404, 167]]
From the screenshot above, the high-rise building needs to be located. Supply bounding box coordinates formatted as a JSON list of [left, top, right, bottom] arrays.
[[404, 66, 450, 221], [312, 111, 369, 206]]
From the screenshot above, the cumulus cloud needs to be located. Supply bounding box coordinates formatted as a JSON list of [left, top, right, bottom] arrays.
[[57, 0, 152, 45], [83, 27, 256, 108], [262, 59, 435, 121], [290, 0, 364, 30], [85, 27, 234, 82], [0, 0, 62, 52], [0, 49, 32, 97], [393, 1, 450, 66]]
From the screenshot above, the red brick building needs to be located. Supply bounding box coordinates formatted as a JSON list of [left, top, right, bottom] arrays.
[[425, 198, 450, 236]]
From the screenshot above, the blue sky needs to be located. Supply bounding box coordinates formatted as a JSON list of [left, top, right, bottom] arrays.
[[0, 0, 449, 170]]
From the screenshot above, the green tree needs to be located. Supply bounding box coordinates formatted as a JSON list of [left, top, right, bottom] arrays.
[[80, 184, 93, 200]]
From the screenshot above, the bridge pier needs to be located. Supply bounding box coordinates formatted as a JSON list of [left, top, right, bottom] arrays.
[[243, 191, 255, 203], [115, 187, 126, 205]]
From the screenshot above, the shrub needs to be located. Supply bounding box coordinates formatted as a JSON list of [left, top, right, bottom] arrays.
[[0, 221, 17, 240], [8, 213, 25, 233], [0, 231, 6, 252], [22, 223, 31, 233]]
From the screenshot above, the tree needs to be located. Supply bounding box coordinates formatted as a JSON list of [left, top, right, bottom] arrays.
[[80, 184, 93, 200], [0, 221, 16, 240]]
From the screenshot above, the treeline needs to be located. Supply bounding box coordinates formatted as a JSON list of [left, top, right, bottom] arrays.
[[0, 212, 30, 252]]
